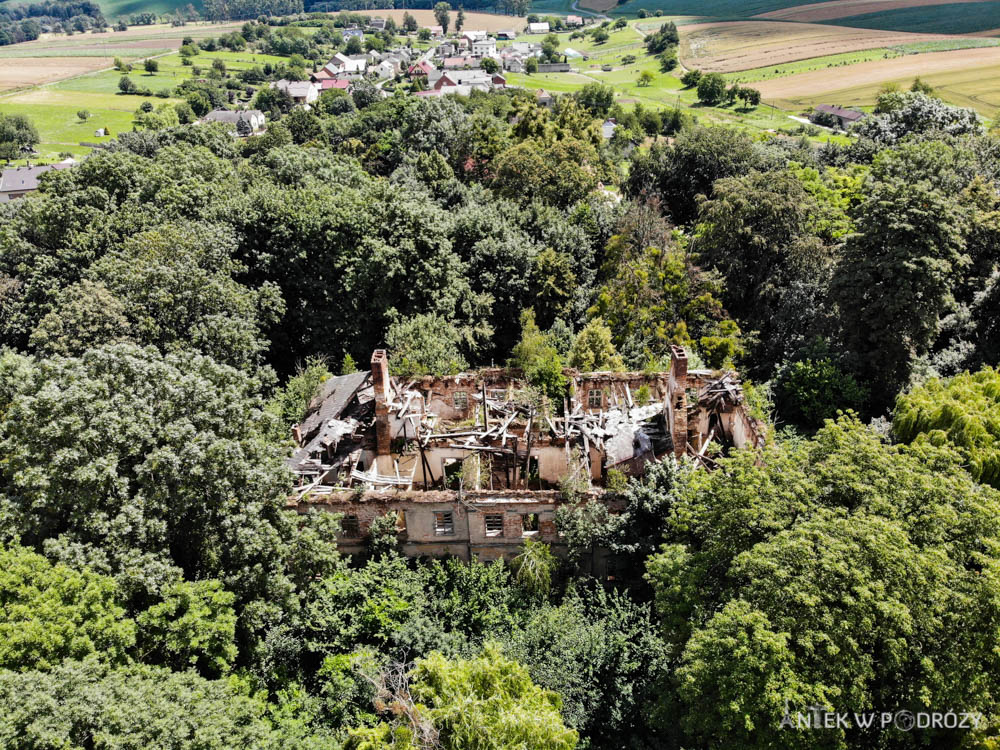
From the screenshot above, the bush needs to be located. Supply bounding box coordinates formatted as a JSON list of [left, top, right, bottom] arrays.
[[774, 351, 867, 429]]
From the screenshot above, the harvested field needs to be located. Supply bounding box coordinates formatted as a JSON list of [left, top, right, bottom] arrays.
[[354, 9, 527, 32], [0, 56, 112, 91], [754, 0, 993, 22], [757, 46, 1000, 114], [680, 20, 970, 71]]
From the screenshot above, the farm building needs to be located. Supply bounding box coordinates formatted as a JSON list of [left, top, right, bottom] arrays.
[[813, 104, 866, 128], [287, 347, 763, 562], [528, 21, 550, 33], [0, 159, 74, 202]]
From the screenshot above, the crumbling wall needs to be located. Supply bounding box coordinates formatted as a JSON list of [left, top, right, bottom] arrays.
[[291, 489, 617, 561]]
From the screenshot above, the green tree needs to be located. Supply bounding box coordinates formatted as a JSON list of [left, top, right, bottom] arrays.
[[265, 357, 332, 437], [531, 247, 576, 328], [136, 579, 238, 677], [574, 83, 614, 117], [0, 659, 336, 749], [511, 309, 569, 402], [433, 1, 451, 34], [0, 112, 39, 161], [118, 74, 137, 94], [645, 416, 1000, 749], [680, 68, 701, 87], [0, 545, 135, 672], [504, 586, 669, 745], [568, 317, 623, 371], [481, 55, 499, 74], [638, 70, 654, 87], [28, 279, 132, 357], [77, 109, 91, 121], [511, 539, 556, 598], [894, 367, 1000, 488], [693, 169, 839, 374], [405, 645, 577, 750], [833, 175, 969, 407], [402, 11, 417, 32], [144, 57, 159, 74], [456, 6, 465, 30], [695, 72, 726, 104], [773, 347, 867, 429], [626, 125, 778, 224], [0, 344, 340, 661], [385, 312, 469, 377]]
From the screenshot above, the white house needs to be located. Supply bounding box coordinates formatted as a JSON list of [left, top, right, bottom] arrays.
[[462, 29, 487, 42], [201, 108, 266, 134], [471, 38, 497, 57], [272, 79, 319, 105], [375, 59, 399, 79], [323, 52, 367, 75], [528, 22, 549, 34]]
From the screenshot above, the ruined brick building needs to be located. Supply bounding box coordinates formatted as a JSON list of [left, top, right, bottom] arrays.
[[287, 346, 763, 565]]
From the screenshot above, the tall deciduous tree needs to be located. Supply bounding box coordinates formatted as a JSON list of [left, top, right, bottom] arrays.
[[832, 176, 969, 407]]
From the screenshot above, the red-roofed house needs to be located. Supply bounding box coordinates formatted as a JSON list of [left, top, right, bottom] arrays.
[[409, 60, 435, 76], [321, 78, 351, 91]]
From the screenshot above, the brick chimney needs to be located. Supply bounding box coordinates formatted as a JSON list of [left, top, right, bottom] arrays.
[[669, 345, 688, 457], [371, 349, 391, 456]]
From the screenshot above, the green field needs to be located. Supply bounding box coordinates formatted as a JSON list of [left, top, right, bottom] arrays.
[[817, 1, 1000, 34], [0, 44, 284, 161]]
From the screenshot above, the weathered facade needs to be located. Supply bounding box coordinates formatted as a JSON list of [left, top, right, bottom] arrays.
[[287, 347, 763, 561]]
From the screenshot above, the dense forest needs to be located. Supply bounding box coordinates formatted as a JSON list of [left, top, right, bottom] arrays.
[[4, 57, 1000, 748], [0, 0, 105, 43]]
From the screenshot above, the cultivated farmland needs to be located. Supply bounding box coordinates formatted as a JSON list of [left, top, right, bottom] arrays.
[[753, 0, 996, 22], [354, 9, 528, 32], [819, 0, 1000, 33], [0, 57, 113, 92], [679, 20, 973, 72], [756, 45, 1000, 114]]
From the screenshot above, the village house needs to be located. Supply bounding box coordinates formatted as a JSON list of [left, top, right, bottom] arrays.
[[321, 78, 352, 92], [323, 52, 368, 76], [528, 21, 550, 33], [428, 24, 444, 36], [442, 56, 478, 70], [367, 16, 386, 30], [496, 29, 517, 40], [287, 347, 763, 564], [813, 104, 866, 129], [503, 57, 525, 73], [471, 38, 497, 57], [375, 59, 399, 79], [566, 14, 583, 26], [409, 59, 436, 76], [462, 29, 488, 42], [0, 159, 74, 202], [272, 79, 319, 105], [429, 68, 504, 91], [342, 27, 364, 39], [200, 108, 266, 134], [536, 88, 554, 108]]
